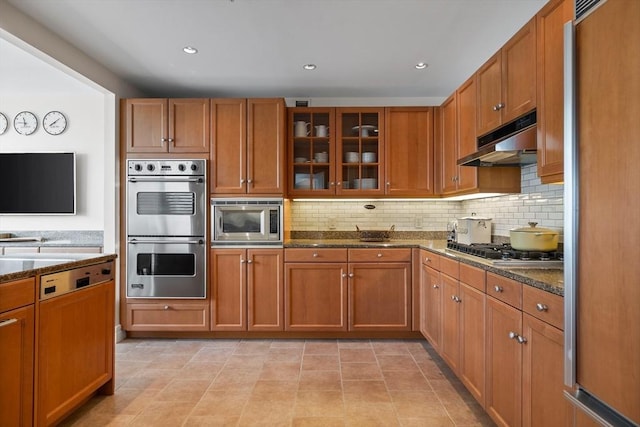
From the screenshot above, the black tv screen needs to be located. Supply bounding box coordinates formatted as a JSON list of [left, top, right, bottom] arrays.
[[0, 152, 76, 214]]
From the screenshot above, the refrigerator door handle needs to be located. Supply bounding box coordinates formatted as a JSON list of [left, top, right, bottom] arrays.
[[563, 19, 578, 389]]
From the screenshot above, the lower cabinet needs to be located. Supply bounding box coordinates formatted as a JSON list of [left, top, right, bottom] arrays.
[[0, 278, 35, 427], [284, 248, 411, 332], [37, 279, 115, 426], [211, 248, 283, 331], [126, 301, 210, 331], [419, 251, 568, 427]]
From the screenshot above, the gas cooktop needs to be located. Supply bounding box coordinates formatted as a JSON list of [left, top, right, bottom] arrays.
[[446, 242, 564, 268]]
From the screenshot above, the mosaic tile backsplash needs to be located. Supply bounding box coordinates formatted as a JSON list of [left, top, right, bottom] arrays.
[[289, 165, 564, 241]]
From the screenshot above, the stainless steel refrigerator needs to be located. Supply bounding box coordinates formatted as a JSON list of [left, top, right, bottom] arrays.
[[564, 0, 640, 426]]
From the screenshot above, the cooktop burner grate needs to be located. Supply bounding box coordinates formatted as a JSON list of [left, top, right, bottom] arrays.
[[446, 241, 563, 266]]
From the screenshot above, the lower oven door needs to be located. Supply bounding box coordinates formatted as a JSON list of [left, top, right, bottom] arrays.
[[127, 237, 206, 299]]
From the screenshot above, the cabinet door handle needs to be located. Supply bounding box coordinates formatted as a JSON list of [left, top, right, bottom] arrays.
[[330, 181, 335, 186], [516, 335, 528, 344], [342, 273, 347, 278], [312, 252, 319, 257], [508, 331, 518, 340], [386, 182, 391, 186], [493, 103, 505, 111], [240, 178, 246, 184], [240, 259, 246, 264], [493, 285, 503, 293], [536, 303, 548, 312], [348, 273, 354, 278], [424, 257, 431, 263], [247, 259, 253, 264], [161, 138, 167, 144], [377, 253, 383, 257], [163, 305, 170, 310], [432, 284, 439, 289], [247, 179, 253, 184], [167, 138, 174, 143], [0, 318, 18, 328]]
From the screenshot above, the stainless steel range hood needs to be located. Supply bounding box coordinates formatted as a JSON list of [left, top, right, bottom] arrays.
[[458, 110, 537, 167]]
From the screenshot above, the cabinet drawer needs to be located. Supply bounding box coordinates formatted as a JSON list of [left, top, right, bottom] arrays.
[[440, 256, 459, 279], [126, 302, 210, 331], [0, 278, 35, 313], [348, 248, 412, 262], [460, 263, 486, 292], [486, 272, 522, 309], [285, 248, 348, 263], [420, 250, 441, 270], [522, 285, 563, 330]]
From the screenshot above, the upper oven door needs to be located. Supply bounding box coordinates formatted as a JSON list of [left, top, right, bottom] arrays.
[[127, 176, 206, 236]]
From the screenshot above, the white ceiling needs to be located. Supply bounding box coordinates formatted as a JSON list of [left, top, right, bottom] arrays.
[[3, 0, 547, 99]]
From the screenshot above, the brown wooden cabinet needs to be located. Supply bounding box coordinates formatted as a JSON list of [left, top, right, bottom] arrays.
[[536, 0, 571, 183], [437, 85, 521, 197], [211, 98, 285, 195], [419, 251, 442, 351], [37, 279, 115, 426], [485, 295, 523, 427], [477, 18, 537, 136], [211, 248, 283, 331], [126, 301, 209, 331], [0, 278, 35, 427], [347, 248, 412, 331], [123, 98, 210, 153], [284, 248, 348, 331], [384, 107, 435, 196]]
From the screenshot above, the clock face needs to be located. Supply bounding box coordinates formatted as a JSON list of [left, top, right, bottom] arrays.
[[14, 111, 38, 135], [0, 113, 7, 135], [43, 111, 68, 135]]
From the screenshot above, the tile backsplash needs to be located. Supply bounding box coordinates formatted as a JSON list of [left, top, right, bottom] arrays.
[[289, 165, 564, 240]]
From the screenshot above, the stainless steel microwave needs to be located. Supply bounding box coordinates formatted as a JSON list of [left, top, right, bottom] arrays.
[[211, 198, 283, 247]]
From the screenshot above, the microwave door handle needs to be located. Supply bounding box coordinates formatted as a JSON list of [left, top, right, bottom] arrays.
[[128, 239, 204, 245], [128, 177, 203, 183], [219, 216, 223, 232]]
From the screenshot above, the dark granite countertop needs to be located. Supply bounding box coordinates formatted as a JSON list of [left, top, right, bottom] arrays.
[[284, 239, 564, 296], [0, 253, 117, 283]]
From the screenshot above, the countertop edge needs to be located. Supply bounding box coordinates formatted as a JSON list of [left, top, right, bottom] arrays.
[[284, 240, 564, 296], [0, 254, 117, 283]]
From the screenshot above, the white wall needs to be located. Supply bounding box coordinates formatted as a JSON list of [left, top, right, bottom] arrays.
[[0, 95, 105, 230], [290, 165, 564, 240]]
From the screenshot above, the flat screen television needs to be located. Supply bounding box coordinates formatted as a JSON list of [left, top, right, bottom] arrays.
[[0, 152, 76, 215]]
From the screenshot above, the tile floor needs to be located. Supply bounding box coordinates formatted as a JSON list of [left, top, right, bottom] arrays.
[[60, 339, 495, 426]]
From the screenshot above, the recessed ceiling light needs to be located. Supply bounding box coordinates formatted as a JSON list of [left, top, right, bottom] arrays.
[[303, 64, 317, 70], [183, 46, 198, 54], [415, 62, 428, 70]]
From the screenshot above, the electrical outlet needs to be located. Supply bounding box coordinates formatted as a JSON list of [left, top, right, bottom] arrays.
[[328, 217, 337, 230], [414, 216, 423, 229]]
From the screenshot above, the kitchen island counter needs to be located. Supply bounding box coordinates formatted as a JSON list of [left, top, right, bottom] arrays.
[[0, 253, 117, 283], [285, 239, 564, 296]]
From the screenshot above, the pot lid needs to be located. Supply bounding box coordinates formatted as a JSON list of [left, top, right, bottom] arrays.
[[511, 222, 557, 234]]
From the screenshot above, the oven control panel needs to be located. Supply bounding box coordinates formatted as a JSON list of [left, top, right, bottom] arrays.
[[127, 159, 205, 176]]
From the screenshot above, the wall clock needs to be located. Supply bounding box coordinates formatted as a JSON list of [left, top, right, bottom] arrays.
[[0, 112, 7, 135], [43, 111, 68, 135], [14, 111, 38, 135]]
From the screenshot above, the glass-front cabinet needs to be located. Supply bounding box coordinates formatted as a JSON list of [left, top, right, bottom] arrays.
[[336, 108, 384, 195], [288, 107, 384, 196], [289, 108, 335, 195]]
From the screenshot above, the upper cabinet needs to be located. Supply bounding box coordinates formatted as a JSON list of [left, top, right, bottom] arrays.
[[536, 0, 571, 184], [124, 98, 210, 153], [336, 108, 385, 195], [211, 98, 285, 195], [437, 78, 521, 197], [385, 107, 435, 197], [288, 107, 386, 196], [477, 18, 537, 136]]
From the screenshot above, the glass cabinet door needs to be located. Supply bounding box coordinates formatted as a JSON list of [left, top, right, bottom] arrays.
[[336, 108, 384, 194], [289, 108, 335, 194]]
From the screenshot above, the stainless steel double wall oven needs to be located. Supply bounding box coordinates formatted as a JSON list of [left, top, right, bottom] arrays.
[[126, 159, 207, 298]]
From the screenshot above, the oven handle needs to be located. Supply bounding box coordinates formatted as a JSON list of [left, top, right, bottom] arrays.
[[128, 238, 205, 245], [127, 177, 204, 183]]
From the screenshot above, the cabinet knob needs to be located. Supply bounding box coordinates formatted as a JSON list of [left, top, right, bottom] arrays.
[[164, 305, 170, 310], [240, 178, 245, 184], [330, 181, 335, 186], [433, 284, 439, 289], [247, 179, 253, 184], [312, 252, 319, 257], [247, 259, 253, 264], [161, 138, 167, 143], [167, 138, 174, 142], [536, 303, 548, 312], [517, 335, 528, 344], [508, 331, 518, 340], [424, 257, 431, 263], [377, 253, 383, 257], [348, 273, 354, 278], [336, 181, 341, 186], [493, 103, 505, 111], [342, 273, 347, 278], [240, 259, 246, 264], [493, 285, 503, 293], [386, 182, 391, 186]]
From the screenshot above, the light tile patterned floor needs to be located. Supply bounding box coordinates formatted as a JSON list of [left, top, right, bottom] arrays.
[[60, 339, 495, 426]]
